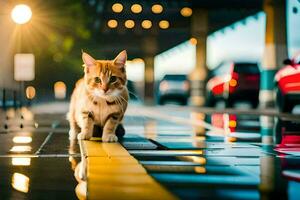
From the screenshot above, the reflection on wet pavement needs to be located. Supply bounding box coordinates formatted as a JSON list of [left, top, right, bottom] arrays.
[[0, 105, 300, 199]]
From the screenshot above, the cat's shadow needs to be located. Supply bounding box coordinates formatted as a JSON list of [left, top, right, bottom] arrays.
[[92, 123, 125, 140]]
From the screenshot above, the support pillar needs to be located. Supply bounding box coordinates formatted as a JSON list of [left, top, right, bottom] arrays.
[[190, 9, 208, 106], [260, 0, 288, 107], [142, 37, 157, 105], [0, 2, 17, 90]]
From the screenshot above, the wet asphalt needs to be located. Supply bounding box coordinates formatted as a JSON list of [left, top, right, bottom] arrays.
[[0, 103, 300, 200]]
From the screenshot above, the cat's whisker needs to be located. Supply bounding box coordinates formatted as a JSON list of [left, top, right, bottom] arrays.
[[119, 95, 128, 104], [116, 96, 124, 114], [128, 90, 141, 101]]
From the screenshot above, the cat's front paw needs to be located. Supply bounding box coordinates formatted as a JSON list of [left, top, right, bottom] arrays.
[[102, 134, 118, 143], [69, 129, 78, 140], [77, 132, 92, 140]]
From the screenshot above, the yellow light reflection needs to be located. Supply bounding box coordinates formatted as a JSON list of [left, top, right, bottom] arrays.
[[194, 136, 206, 141], [189, 37, 197, 45], [194, 166, 206, 174], [10, 146, 32, 153], [12, 157, 31, 166], [226, 136, 237, 142], [11, 4, 32, 24], [159, 20, 169, 29], [11, 173, 30, 193], [141, 20, 152, 29], [107, 19, 118, 28], [152, 4, 163, 14], [13, 136, 32, 144], [191, 156, 206, 164], [112, 3, 123, 13], [125, 20, 135, 29], [25, 86, 36, 100], [131, 4, 142, 14], [180, 7, 193, 17]]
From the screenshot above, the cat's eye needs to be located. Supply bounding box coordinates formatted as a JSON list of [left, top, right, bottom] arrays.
[[109, 76, 117, 83], [94, 77, 101, 83]]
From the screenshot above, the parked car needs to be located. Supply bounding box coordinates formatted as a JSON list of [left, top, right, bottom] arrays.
[[206, 62, 260, 108], [157, 74, 190, 105], [275, 54, 300, 112]]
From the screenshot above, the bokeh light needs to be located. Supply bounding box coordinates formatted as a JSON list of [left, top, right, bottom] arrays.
[[189, 37, 197, 45], [180, 7, 193, 17], [159, 20, 169, 29], [54, 81, 67, 99], [152, 4, 163, 14], [125, 20, 135, 29], [107, 19, 118, 28], [25, 86, 36, 100], [141, 20, 152, 29], [131, 4, 142, 14], [11, 4, 32, 24], [112, 3, 123, 13]]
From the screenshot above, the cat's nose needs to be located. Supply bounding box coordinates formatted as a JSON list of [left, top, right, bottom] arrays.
[[102, 87, 109, 93]]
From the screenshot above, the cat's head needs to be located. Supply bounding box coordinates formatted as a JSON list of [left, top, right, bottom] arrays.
[[82, 50, 127, 100]]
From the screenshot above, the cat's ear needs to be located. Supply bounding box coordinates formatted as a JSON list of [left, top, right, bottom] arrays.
[[114, 50, 127, 66], [82, 51, 96, 68]]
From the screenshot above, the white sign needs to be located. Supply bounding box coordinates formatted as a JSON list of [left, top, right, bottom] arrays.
[[14, 54, 35, 81]]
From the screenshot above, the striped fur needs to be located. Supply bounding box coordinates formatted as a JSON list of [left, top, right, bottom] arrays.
[[68, 50, 128, 142]]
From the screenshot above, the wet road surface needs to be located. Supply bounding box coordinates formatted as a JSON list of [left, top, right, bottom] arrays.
[[0, 104, 300, 199]]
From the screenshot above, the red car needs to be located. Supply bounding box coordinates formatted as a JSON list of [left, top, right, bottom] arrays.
[[206, 62, 260, 108], [274, 119, 300, 182], [275, 53, 300, 112]]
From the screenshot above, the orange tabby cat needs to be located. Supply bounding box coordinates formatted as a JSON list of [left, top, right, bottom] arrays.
[[68, 50, 128, 142]]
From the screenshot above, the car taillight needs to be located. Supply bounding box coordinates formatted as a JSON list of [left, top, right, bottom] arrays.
[[182, 81, 190, 91], [159, 81, 169, 91]]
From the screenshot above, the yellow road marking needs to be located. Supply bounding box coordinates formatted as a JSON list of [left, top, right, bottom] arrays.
[[82, 140, 130, 157], [80, 138, 177, 200]]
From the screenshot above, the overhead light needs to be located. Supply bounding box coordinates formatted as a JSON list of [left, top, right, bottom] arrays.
[[151, 4, 163, 14], [11, 4, 32, 24], [107, 19, 118, 28], [141, 20, 152, 29], [125, 20, 135, 29], [180, 7, 192, 17], [131, 4, 142, 14], [159, 20, 169, 29], [112, 3, 123, 13], [189, 37, 197, 45]]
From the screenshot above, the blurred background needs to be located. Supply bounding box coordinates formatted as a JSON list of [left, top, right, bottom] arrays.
[[0, 0, 299, 112]]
